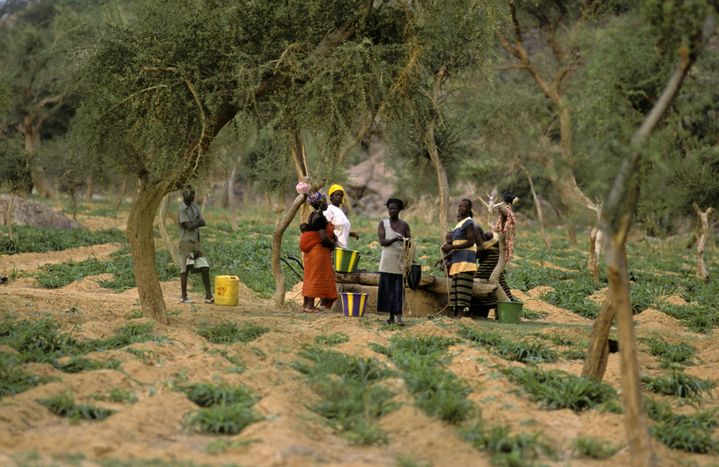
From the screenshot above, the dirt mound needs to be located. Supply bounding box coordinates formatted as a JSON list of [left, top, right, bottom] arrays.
[[0, 195, 81, 229]]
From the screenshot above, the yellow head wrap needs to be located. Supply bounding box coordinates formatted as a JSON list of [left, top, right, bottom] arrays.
[[327, 184, 345, 202]]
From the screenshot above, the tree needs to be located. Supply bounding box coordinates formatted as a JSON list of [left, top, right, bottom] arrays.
[[0, 0, 81, 196], [581, 6, 715, 464]]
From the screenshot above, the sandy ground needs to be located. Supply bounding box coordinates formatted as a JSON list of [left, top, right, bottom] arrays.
[[0, 233, 717, 466]]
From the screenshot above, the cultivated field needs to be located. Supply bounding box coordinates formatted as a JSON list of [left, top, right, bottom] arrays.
[[0, 202, 717, 466]]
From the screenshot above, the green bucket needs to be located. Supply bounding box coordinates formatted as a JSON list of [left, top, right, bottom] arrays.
[[496, 300, 523, 323]]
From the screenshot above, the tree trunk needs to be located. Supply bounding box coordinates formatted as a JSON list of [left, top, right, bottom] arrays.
[[114, 177, 129, 210], [158, 192, 182, 267], [426, 66, 449, 244], [588, 205, 603, 284], [272, 193, 306, 306], [127, 180, 171, 324], [692, 203, 713, 283], [520, 164, 550, 249], [85, 175, 94, 203], [582, 294, 614, 379], [23, 123, 55, 199]]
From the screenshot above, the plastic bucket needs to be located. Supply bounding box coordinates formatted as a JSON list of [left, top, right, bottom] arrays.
[[335, 248, 360, 273], [496, 300, 523, 323], [214, 275, 240, 306], [340, 292, 367, 317]]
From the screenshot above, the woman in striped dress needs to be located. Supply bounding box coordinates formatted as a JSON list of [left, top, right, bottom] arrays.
[[442, 199, 484, 317]]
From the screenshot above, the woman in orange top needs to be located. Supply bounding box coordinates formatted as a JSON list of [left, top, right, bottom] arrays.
[[299, 192, 338, 312]]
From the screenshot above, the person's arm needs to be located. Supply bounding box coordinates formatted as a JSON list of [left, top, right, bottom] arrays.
[[350, 231, 360, 239], [474, 225, 485, 251], [378, 221, 401, 247], [318, 228, 336, 249], [403, 222, 411, 239]]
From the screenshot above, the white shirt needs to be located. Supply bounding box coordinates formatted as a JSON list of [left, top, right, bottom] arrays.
[[324, 204, 351, 249]]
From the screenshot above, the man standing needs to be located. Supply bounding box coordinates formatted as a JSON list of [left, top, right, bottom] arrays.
[[178, 185, 214, 304]]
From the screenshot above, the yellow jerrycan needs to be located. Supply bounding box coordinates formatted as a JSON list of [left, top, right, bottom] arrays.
[[214, 275, 240, 306]]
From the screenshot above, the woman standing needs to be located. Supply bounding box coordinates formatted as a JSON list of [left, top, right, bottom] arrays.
[[323, 184, 359, 249], [299, 192, 337, 312], [377, 198, 411, 325], [442, 199, 483, 317]]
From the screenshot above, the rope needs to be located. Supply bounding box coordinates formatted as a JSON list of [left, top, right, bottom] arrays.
[[399, 237, 415, 317], [427, 244, 452, 320]]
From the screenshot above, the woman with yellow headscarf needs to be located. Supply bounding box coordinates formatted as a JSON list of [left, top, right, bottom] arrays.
[[323, 184, 359, 249]]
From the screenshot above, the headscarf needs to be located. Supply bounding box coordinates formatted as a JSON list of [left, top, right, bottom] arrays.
[[307, 191, 325, 208], [328, 184, 345, 200]]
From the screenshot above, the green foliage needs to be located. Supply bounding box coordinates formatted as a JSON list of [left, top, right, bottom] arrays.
[[92, 387, 138, 404], [314, 332, 350, 346], [540, 278, 600, 319], [0, 226, 127, 255], [181, 383, 256, 408], [459, 325, 558, 364], [0, 353, 46, 398], [377, 336, 474, 424], [33, 248, 178, 291], [646, 398, 719, 453], [292, 346, 396, 444], [641, 371, 715, 399], [573, 437, 618, 459], [641, 335, 696, 368], [53, 357, 121, 373], [461, 423, 550, 466], [197, 321, 269, 344], [503, 367, 619, 412], [186, 401, 262, 436], [39, 391, 115, 422]]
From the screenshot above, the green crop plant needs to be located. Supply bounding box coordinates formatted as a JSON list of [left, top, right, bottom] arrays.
[[186, 401, 262, 435], [314, 332, 350, 346], [641, 336, 696, 368], [660, 304, 715, 334], [197, 321, 269, 344], [535, 332, 576, 347], [292, 346, 396, 444], [459, 325, 557, 364], [641, 371, 715, 399], [376, 336, 474, 424], [180, 382, 257, 408], [0, 317, 85, 363], [0, 353, 48, 398], [561, 348, 586, 360], [0, 226, 125, 255], [646, 398, 719, 453], [573, 436, 618, 459], [38, 391, 115, 422], [503, 367, 619, 412], [32, 248, 178, 291], [92, 388, 138, 404], [461, 422, 551, 466], [53, 357, 121, 373]]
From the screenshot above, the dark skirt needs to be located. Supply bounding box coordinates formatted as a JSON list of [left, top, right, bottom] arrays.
[[378, 272, 403, 314], [450, 271, 474, 310]]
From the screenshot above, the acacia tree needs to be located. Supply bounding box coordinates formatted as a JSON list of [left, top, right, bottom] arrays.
[[580, 6, 716, 465], [386, 0, 503, 241], [0, 0, 81, 197]]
